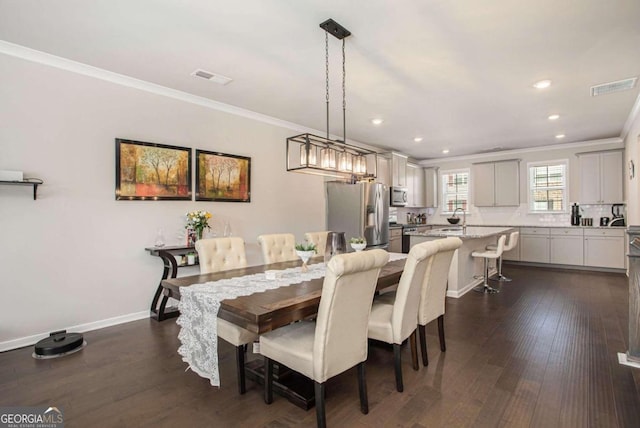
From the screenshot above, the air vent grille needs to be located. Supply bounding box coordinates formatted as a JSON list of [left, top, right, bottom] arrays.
[[190, 69, 233, 85], [591, 77, 637, 97]]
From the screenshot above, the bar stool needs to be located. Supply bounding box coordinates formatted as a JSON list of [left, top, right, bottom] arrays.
[[471, 235, 506, 294], [486, 231, 519, 282]]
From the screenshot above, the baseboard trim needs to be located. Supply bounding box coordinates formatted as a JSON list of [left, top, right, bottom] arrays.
[[0, 311, 150, 352]]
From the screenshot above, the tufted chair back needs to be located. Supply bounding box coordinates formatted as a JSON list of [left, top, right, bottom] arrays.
[[257, 233, 298, 264], [313, 249, 389, 382], [195, 237, 248, 274], [304, 231, 330, 256], [418, 237, 462, 326]]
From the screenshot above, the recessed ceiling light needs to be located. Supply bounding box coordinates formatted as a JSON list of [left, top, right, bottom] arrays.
[[548, 114, 560, 120], [371, 118, 383, 126], [555, 134, 565, 139], [414, 137, 423, 143], [533, 79, 552, 89], [442, 149, 450, 154]]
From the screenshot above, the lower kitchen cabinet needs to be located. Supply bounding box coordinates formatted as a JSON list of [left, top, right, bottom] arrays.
[[584, 229, 625, 269], [389, 227, 403, 253], [519, 228, 550, 263], [549, 228, 584, 266]]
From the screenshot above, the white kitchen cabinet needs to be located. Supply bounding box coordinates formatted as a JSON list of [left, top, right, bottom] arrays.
[[584, 228, 625, 269], [519, 227, 550, 263], [472, 160, 520, 207], [406, 163, 425, 207], [549, 228, 584, 265], [389, 227, 403, 253], [424, 167, 438, 208], [391, 153, 408, 187], [578, 150, 623, 204], [376, 155, 391, 187]]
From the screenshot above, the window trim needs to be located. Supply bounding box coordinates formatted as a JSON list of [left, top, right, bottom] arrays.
[[527, 159, 569, 214], [440, 168, 470, 215]]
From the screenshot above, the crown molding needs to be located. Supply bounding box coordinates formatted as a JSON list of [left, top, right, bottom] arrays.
[[0, 40, 373, 146], [419, 137, 623, 166]]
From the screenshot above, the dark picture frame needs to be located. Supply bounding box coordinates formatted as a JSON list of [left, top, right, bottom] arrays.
[[115, 138, 192, 200], [195, 149, 251, 202]]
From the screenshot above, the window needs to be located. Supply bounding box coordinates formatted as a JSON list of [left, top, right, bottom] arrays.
[[528, 160, 568, 212], [441, 169, 469, 213]]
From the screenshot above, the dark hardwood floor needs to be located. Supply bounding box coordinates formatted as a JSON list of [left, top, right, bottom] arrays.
[[1, 265, 639, 427]]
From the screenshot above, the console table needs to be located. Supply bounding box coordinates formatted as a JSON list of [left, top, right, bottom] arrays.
[[145, 245, 199, 321]]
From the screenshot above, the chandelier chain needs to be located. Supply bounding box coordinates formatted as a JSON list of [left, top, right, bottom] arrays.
[[342, 38, 346, 144], [325, 31, 330, 139]]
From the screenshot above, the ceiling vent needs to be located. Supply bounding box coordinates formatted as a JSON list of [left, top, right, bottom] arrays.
[[190, 69, 233, 85], [591, 77, 637, 97]]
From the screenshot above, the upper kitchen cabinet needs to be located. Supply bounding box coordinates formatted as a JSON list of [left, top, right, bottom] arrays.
[[406, 163, 425, 207], [376, 154, 391, 187], [424, 167, 438, 208], [472, 159, 520, 207], [391, 153, 408, 187], [578, 150, 623, 204]]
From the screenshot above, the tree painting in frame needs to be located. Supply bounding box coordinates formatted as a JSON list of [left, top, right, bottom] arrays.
[[196, 149, 251, 202], [116, 138, 192, 200]]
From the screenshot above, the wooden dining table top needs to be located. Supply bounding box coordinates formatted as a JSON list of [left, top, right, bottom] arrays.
[[161, 257, 406, 334]]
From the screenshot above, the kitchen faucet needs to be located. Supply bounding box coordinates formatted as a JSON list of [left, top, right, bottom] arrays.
[[453, 207, 467, 232]]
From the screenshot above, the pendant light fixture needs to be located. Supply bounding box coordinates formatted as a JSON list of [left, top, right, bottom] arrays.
[[287, 19, 377, 179]]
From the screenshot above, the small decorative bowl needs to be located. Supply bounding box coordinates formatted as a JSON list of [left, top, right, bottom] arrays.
[[447, 217, 460, 224], [350, 242, 367, 252]]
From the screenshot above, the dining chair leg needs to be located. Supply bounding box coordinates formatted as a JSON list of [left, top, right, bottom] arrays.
[[409, 330, 419, 371], [264, 357, 273, 404], [418, 324, 429, 367], [314, 381, 327, 428], [235, 345, 246, 395], [437, 315, 446, 352], [357, 362, 369, 414], [393, 343, 404, 392]]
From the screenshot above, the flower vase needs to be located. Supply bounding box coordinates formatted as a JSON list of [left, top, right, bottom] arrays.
[[196, 228, 204, 240]]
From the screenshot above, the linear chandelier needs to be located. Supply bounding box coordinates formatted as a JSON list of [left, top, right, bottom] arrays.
[[286, 19, 377, 179]]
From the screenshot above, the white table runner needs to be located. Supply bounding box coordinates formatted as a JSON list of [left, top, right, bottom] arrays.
[[176, 253, 408, 386]]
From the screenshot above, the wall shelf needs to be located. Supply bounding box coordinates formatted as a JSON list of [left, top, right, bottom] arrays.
[[0, 180, 43, 200]]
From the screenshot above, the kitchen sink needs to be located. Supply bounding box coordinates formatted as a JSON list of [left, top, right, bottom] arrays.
[[439, 227, 463, 231]]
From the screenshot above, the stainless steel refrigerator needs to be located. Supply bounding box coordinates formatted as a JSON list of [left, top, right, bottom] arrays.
[[326, 182, 389, 249]]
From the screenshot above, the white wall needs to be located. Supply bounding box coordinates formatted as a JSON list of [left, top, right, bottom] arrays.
[[0, 54, 326, 349], [421, 139, 625, 226]]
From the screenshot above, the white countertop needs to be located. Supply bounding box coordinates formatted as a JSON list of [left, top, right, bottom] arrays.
[[409, 226, 514, 239]]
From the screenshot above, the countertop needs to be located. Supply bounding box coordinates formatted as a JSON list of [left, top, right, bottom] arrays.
[[408, 226, 514, 239], [408, 223, 625, 230]]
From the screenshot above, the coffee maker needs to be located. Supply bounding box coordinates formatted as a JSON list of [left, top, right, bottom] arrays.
[[571, 203, 581, 226], [609, 204, 626, 227]]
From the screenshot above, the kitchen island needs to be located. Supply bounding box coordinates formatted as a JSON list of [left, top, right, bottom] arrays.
[[408, 226, 514, 297]]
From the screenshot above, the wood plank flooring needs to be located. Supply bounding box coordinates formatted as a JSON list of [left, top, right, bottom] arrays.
[[1, 265, 639, 427]]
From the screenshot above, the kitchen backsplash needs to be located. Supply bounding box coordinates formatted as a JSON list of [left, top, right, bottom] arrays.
[[394, 204, 626, 226]]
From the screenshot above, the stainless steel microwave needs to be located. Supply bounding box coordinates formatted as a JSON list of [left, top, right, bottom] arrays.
[[390, 186, 408, 207]]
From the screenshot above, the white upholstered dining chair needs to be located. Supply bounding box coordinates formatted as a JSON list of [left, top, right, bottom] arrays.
[[304, 231, 330, 256], [257, 233, 298, 264], [260, 249, 389, 428], [367, 240, 440, 392], [195, 237, 257, 394], [416, 237, 462, 366]]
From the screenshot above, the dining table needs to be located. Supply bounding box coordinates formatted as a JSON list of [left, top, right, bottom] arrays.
[[161, 254, 408, 409]]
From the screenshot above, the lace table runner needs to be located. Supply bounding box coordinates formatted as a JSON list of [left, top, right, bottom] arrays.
[[177, 253, 408, 386]]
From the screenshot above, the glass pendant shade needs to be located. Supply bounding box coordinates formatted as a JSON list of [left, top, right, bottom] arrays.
[[300, 144, 317, 166], [338, 151, 353, 172], [320, 147, 337, 169]]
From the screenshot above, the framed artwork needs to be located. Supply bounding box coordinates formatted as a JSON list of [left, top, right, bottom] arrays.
[[195, 149, 251, 202], [115, 138, 192, 200]]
